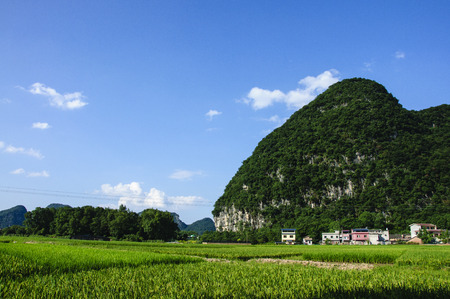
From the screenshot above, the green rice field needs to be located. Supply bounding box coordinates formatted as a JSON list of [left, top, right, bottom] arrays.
[[0, 236, 449, 298]]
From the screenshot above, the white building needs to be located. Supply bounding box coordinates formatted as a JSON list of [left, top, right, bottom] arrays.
[[368, 229, 390, 245], [303, 236, 313, 245], [409, 223, 441, 239], [322, 230, 340, 244], [281, 229, 296, 244]]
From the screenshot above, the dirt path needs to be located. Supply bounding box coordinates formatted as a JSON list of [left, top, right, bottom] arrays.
[[248, 258, 375, 270]]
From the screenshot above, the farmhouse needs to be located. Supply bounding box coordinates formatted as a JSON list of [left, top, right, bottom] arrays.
[[281, 228, 296, 244], [303, 236, 313, 245], [409, 223, 442, 239], [321, 230, 340, 244], [321, 228, 390, 245], [340, 229, 351, 243], [351, 228, 369, 245], [368, 229, 390, 245]]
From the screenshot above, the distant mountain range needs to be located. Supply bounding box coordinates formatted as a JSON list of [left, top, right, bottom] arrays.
[[0, 204, 215, 235], [172, 213, 216, 235]]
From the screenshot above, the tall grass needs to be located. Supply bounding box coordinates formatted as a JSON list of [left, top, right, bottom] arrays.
[[0, 237, 449, 298], [0, 242, 202, 276], [2, 261, 449, 298]]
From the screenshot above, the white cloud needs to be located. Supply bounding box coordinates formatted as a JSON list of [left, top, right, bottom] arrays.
[[395, 51, 405, 59], [205, 109, 222, 120], [10, 168, 49, 178], [28, 83, 87, 110], [11, 168, 25, 175], [0, 141, 4, 149], [27, 170, 50, 178], [100, 182, 206, 210], [363, 61, 374, 72], [267, 115, 281, 123], [140, 188, 167, 208], [3, 144, 44, 159], [32, 122, 51, 130], [101, 182, 143, 197], [263, 115, 288, 126], [169, 169, 203, 181], [1, 98, 11, 104], [244, 70, 340, 110], [247, 88, 285, 110]]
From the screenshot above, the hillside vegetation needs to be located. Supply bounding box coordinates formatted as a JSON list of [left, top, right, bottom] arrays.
[[0, 206, 27, 229], [213, 78, 449, 240]]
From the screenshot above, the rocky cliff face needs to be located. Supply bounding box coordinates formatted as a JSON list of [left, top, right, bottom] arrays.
[[214, 204, 265, 231], [212, 78, 449, 233]]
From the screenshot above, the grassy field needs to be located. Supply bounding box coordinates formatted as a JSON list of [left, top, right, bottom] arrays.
[[0, 236, 449, 298]]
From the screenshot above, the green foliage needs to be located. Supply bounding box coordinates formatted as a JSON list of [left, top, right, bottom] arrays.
[[213, 78, 450, 239], [16, 205, 178, 241], [140, 209, 178, 241], [441, 230, 450, 244], [0, 205, 27, 229], [183, 217, 216, 235], [417, 229, 434, 244], [0, 238, 449, 298]]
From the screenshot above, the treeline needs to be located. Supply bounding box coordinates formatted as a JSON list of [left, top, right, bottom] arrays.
[[0, 205, 178, 241], [201, 227, 280, 244]]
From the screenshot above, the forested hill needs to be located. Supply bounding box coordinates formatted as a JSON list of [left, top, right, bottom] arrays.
[[213, 78, 449, 238], [0, 205, 27, 228]]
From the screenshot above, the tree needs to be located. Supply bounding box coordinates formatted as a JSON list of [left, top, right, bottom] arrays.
[[24, 207, 55, 235], [440, 229, 449, 244], [417, 229, 434, 244], [139, 209, 178, 241], [109, 205, 139, 240]]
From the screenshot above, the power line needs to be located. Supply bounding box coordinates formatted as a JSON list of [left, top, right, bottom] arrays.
[[0, 186, 214, 207]]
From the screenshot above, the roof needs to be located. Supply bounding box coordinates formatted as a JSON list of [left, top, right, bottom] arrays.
[[409, 223, 435, 227], [352, 228, 369, 232]]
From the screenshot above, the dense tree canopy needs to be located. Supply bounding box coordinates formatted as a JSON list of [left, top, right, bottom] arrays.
[[6, 205, 179, 241], [140, 209, 178, 241]]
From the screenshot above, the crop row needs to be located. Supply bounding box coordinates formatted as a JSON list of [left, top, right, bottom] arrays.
[[1, 236, 449, 267], [1, 260, 449, 298], [0, 242, 202, 277]]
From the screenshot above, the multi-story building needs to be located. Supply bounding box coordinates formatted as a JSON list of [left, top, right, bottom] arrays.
[[341, 230, 351, 243], [322, 230, 341, 244], [351, 228, 369, 245], [368, 229, 390, 245], [281, 229, 296, 244], [409, 223, 441, 239]]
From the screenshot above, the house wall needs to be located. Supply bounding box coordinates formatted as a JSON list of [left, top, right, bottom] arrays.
[[281, 229, 296, 244], [410, 223, 438, 238], [322, 230, 340, 244]]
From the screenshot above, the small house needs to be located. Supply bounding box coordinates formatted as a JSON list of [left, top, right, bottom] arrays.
[[351, 228, 369, 245], [303, 236, 313, 245], [409, 223, 441, 239], [368, 229, 390, 245], [322, 230, 340, 244], [341, 230, 351, 243], [281, 229, 296, 245]]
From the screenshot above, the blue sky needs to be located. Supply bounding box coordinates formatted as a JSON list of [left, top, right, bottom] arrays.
[[1, 1, 449, 224]]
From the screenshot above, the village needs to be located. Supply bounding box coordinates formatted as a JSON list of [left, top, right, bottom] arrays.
[[280, 223, 446, 245]]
